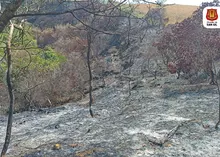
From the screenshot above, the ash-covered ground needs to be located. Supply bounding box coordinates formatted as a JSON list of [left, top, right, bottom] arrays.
[[1, 76, 220, 157]]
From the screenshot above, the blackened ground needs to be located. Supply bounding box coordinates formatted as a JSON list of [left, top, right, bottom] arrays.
[[0, 76, 220, 157]]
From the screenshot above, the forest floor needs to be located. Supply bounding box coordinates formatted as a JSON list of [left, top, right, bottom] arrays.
[[0, 75, 220, 157]]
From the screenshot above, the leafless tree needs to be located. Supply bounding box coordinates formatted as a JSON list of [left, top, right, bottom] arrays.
[[86, 29, 94, 117], [1, 20, 21, 157]]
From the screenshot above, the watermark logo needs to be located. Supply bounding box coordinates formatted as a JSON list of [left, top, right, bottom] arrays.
[[206, 8, 218, 21], [203, 7, 220, 28]]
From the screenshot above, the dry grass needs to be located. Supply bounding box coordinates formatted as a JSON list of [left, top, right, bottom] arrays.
[[164, 5, 198, 24], [133, 4, 198, 24]]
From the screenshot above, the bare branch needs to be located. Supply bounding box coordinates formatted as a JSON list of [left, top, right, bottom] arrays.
[[0, 50, 6, 63], [70, 12, 120, 35], [148, 119, 197, 146]]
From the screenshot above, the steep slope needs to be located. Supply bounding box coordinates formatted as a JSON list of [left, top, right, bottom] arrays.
[[0, 77, 219, 157]]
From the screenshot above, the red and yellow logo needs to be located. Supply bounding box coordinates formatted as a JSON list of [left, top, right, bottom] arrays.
[[206, 8, 218, 21]]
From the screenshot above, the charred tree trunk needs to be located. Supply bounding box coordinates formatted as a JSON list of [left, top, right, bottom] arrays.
[[127, 15, 131, 48], [154, 70, 157, 79], [210, 69, 216, 85], [87, 31, 93, 117], [1, 23, 15, 157]]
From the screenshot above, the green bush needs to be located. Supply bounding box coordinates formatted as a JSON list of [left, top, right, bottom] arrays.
[[0, 24, 66, 83]]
